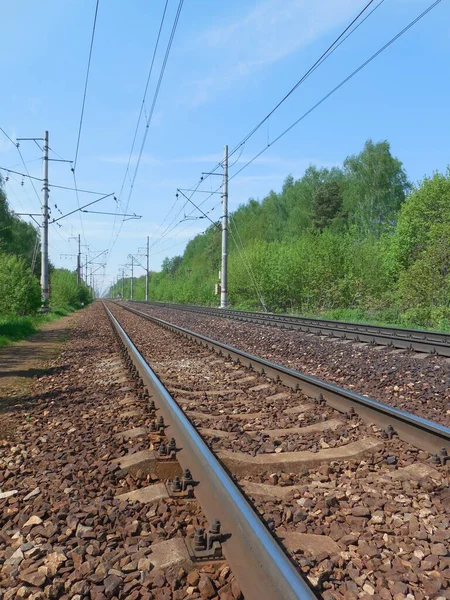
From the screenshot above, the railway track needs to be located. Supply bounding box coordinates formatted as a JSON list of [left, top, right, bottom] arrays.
[[135, 300, 450, 357], [105, 300, 450, 599]]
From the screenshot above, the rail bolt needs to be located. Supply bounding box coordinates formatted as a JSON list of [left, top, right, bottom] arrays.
[[158, 442, 167, 456], [157, 416, 165, 428], [432, 447, 449, 466], [171, 475, 182, 493], [194, 528, 207, 551], [167, 438, 177, 453], [149, 420, 157, 432], [182, 468, 194, 490], [207, 520, 222, 550], [381, 425, 396, 440]]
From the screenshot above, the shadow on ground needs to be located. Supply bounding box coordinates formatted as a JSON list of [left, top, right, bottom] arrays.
[[0, 364, 69, 380]]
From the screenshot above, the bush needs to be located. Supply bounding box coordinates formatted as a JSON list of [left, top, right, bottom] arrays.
[[50, 269, 92, 310], [0, 253, 41, 316]]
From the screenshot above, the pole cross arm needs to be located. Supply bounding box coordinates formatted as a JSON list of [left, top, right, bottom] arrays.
[[50, 192, 115, 223]]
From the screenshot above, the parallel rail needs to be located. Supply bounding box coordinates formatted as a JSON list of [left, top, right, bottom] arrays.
[[103, 302, 316, 600], [114, 301, 450, 456], [135, 300, 450, 357]]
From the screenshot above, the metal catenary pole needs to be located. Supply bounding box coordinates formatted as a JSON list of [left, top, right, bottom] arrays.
[[41, 131, 50, 308], [122, 268, 125, 299], [131, 255, 134, 301], [146, 235, 149, 302], [77, 234, 81, 285], [220, 144, 228, 309]]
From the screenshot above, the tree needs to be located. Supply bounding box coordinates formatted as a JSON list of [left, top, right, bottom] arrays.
[[161, 255, 183, 275], [0, 181, 13, 251], [312, 181, 343, 230], [343, 140, 410, 237], [392, 170, 450, 271]]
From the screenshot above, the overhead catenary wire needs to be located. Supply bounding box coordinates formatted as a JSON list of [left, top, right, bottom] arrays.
[[107, 0, 171, 259], [115, 0, 170, 209], [225, 0, 383, 161], [226, 0, 444, 187], [0, 167, 109, 194], [124, 0, 185, 214], [107, 0, 185, 258], [108, 0, 376, 288], [228, 216, 267, 311], [73, 0, 100, 171], [0, 127, 41, 209]]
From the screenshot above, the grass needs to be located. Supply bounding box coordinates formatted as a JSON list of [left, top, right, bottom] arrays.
[[231, 301, 450, 333], [0, 305, 80, 347], [288, 307, 450, 333]]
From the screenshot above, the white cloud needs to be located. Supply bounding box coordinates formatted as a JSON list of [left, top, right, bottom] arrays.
[[185, 0, 367, 105]]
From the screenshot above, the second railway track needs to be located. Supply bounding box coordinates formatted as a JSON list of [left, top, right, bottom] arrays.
[[137, 300, 450, 358], [105, 300, 450, 599]]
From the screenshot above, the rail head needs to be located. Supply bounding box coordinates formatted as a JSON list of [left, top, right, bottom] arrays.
[[103, 302, 317, 600], [115, 301, 450, 455]]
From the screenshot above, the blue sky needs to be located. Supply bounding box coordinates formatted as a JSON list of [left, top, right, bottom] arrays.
[[1, 0, 449, 294]]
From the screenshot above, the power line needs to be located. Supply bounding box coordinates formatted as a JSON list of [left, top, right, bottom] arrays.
[[123, 0, 184, 216], [226, 0, 383, 161], [115, 0, 170, 209], [106, 0, 171, 264], [176, 189, 220, 230], [150, 178, 205, 248], [0, 127, 41, 208], [0, 127, 17, 147], [4, 158, 41, 170], [0, 167, 109, 194], [227, 0, 444, 187], [73, 0, 100, 171], [107, 0, 185, 258]]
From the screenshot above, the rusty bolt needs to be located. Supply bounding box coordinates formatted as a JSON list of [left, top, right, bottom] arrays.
[[194, 528, 206, 551], [209, 519, 221, 535], [158, 442, 167, 456], [172, 475, 181, 492]]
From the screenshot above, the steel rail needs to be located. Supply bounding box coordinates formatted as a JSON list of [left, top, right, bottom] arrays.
[[103, 302, 317, 600], [136, 300, 450, 357], [113, 301, 450, 455]]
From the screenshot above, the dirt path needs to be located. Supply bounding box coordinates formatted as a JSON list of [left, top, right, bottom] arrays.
[[0, 311, 81, 439]]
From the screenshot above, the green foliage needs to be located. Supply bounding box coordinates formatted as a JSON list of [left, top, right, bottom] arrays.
[[392, 170, 450, 270], [107, 140, 450, 331], [0, 177, 40, 268], [312, 181, 342, 230], [50, 269, 92, 309], [0, 253, 41, 316], [342, 139, 410, 236]]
